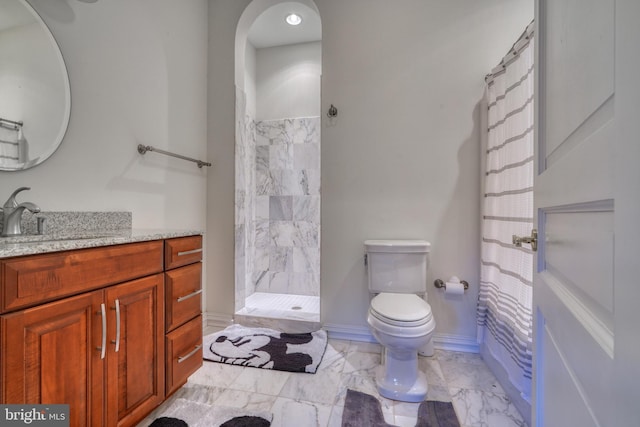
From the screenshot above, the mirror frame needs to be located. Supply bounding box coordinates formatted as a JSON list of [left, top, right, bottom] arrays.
[[0, 0, 71, 171]]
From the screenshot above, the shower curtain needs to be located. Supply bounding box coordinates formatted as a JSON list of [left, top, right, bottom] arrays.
[[477, 21, 534, 401]]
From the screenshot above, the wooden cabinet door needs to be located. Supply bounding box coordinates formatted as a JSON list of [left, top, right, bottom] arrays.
[[0, 290, 105, 427], [105, 274, 164, 427]]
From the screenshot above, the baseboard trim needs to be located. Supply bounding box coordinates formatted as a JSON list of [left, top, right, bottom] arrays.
[[203, 311, 234, 333], [208, 315, 480, 353], [323, 323, 480, 353], [323, 323, 377, 343], [432, 333, 480, 353]]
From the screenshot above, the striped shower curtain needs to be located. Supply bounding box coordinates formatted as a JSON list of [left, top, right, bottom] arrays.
[[477, 22, 534, 400]]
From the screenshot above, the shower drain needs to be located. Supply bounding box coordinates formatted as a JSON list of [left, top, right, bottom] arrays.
[[291, 306, 303, 310]]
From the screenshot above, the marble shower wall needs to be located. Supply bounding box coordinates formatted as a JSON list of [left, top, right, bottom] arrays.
[[234, 88, 256, 311], [254, 117, 321, 296], [236, 87, 321, 308]]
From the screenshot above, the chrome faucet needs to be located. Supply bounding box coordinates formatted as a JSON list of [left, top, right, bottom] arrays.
[[1, 187, 41, 237]]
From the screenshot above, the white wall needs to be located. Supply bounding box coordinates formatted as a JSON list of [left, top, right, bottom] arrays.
[[318, 0, 533, 342], [209, 0, 533, 343], [207, 0, 251, 317], [256, 41, 321, 121], [1, 0, 208, 231]]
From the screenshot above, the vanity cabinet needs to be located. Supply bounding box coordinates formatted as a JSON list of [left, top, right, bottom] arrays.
[[0, 240, 163, 313], [1, 289, 105, 426], [0, 235, 203, 427], [104, 274, 165, 427], [163, 236, 203, 396]]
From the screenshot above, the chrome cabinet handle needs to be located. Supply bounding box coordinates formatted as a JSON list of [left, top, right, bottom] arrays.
[[177, 248, 202, 257], [177, 345, 202, 363], [111, 299, 121, 352], [512, 229, 538, 251], [176, 289, 203, 303], [97, 303, 106, 359]]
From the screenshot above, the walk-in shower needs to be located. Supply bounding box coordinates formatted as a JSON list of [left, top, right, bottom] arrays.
[[234, 0, 321, 331]]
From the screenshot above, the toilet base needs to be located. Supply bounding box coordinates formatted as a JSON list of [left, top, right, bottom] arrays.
[[418, 339, 434, 357], [375, 366, 428, 403]]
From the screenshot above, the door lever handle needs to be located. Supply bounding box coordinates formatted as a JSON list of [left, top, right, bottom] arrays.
[[513, 229, 538, 251]]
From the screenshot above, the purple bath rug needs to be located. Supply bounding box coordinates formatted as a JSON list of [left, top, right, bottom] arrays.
[[341, 389, 460, 427]]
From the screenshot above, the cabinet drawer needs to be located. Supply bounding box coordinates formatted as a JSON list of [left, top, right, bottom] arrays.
[[165, 315, 202, 396], [0, 240, 164, 314], [164, 235, 202, 270], [165, 263, 202, 332]]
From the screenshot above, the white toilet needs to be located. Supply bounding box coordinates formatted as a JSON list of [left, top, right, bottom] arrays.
[[365, 239, 436, 403]]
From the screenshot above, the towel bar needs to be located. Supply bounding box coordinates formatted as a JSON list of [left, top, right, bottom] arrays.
[[137, 144, 211, 168], [0, 117, 23, 131]]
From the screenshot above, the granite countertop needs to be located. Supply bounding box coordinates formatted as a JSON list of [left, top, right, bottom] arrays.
[[0, 229, 203, 259]]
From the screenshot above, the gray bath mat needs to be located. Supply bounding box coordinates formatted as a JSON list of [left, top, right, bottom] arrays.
[[149, 398, 271, 427], [203, 324, 327, 373], [341, 389, 460, 427], [416, 401, 461, 427]]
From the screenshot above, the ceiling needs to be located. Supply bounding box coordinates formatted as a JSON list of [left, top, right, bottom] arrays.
[[247, 2, 321, 49], [2, 1, 320, 47]]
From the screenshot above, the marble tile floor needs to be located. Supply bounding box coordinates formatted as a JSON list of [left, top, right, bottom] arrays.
[[138, 339, 528, 427]]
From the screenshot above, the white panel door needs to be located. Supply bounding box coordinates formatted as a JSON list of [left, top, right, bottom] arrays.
[[533, 1, 640, 426]]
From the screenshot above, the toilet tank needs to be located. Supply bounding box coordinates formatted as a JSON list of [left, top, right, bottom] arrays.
[[365, 240, 431, 294]]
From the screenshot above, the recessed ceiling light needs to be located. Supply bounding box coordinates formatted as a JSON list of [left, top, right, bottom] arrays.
[[285, 13, 302, 26]]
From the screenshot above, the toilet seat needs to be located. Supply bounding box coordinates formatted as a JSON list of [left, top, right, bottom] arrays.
[[370, 293, 432, 327]]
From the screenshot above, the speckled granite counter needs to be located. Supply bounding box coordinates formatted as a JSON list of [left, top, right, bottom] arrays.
[[0, 229, 203, 259]]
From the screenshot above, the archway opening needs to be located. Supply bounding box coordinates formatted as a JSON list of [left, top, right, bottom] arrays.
[[234, 0, 322, 332]]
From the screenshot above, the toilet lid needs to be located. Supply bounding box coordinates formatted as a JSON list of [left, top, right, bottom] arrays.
[[370, 293, 432, 323]]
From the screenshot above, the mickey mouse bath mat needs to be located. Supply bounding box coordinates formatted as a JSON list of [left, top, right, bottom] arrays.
[[203, 324, 328, 373]]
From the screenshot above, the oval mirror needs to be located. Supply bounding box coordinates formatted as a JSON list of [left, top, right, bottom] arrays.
[[0, 0, 71, 171]]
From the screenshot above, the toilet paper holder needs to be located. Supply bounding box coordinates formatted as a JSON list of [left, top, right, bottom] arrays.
[[434, 278, 469, 291]]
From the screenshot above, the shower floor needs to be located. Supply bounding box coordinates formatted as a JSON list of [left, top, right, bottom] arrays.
[[234, 293, 320, 332]]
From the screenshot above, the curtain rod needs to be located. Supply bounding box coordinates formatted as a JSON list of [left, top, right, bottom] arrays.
[[485, 20, 535, 84], [137, 144, 212, 168]]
